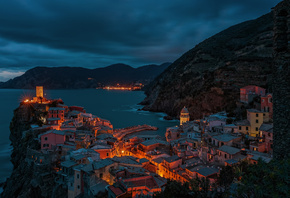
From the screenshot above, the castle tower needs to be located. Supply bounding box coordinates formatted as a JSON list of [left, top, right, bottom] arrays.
[[180, 106, 190, 125], [273, 0, 290, 159], [36, 86, 43, 98]]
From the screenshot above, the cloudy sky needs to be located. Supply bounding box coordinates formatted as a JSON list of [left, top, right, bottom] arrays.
[[0, 0, 281, 81]]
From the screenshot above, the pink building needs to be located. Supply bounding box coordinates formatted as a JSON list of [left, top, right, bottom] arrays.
[[240, 85, 266, 104], [259, 123, 273, 153], [47, 118, 61, 125], [39, 130, 75, 150], [48, 107, 65, 121], [261, 93, 273, 119]]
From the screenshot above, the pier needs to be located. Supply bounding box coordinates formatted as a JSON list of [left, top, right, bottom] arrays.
[[113, 124, 158, 140]]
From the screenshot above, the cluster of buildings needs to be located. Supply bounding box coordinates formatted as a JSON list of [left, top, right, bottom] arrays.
[[24, 85, 273, 197]]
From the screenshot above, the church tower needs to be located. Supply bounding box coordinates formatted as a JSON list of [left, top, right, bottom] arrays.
[[180, 106, 190, 125]]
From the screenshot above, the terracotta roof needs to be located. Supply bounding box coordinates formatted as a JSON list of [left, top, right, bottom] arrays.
[[108, 186, 124, 196], [123, 176, 158, 189], [181, 106, 189, 114]]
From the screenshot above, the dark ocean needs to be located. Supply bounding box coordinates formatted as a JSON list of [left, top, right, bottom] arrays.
[[0, 89, 178, 191]]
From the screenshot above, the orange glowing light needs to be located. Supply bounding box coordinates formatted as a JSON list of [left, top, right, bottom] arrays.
[[24, 99, 29, 103]]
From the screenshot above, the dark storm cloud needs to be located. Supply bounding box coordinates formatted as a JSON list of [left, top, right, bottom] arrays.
[[0, 0, 282, 81]]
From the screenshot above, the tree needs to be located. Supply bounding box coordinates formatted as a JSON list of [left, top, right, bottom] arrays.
[[231, 159, 290, 198]]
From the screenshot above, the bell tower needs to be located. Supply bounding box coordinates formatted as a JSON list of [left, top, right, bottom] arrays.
[[180, 106, 190, 125]]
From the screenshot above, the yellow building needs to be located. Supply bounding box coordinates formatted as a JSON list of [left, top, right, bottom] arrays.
[[237, 109, 269, 137], [180, 106, 190, 125], [36, 86, 43, 98]]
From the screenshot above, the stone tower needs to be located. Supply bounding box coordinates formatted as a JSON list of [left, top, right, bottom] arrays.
[[180, 106, 190, 125], [273, 0, 290, 159], [36, 86, 43, 98]]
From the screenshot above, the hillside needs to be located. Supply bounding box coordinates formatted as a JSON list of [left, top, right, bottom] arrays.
[[0, 63, 170, 89], [141, 13, 274, 119]]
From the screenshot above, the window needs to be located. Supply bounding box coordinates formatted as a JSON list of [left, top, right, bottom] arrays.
[[256, 114, 259, 117], [43, 144, 46, 147], [246, 127, 249, 131], [44, 137, 48, 141], [239, 126, 241, 130], [77, 174, 79, 179], [221, 142, 224, 146], [256, 119, 259, 123], [262, 99, 264, 102], [225, 154, 227, 159], [268, 133, 271, 137], [99, 173, 103, 178], [77, 185, 80, 189], [106, 153, 109, 156], [256, 127, 258, 131]]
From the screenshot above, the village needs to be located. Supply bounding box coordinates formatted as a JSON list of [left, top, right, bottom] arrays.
[[22, 85, 273, 198]]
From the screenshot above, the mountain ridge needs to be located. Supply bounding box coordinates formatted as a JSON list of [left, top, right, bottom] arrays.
[[141, 12, 274, 119], [0, 62, 171, 89]]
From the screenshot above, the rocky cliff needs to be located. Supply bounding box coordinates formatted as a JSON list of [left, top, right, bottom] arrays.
[[1, 103, 66, 198], [141, 13, 274, 119], [0, 63, 170, 89]]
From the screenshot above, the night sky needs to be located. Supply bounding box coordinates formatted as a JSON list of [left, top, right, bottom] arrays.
[[0, 0, 281, 81]]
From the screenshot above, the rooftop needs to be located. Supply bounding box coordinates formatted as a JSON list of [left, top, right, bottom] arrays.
[[61, 160, 78, 168], [138, 158, 149, 164], [196, 167, 219, 177], [235, 119, 250, 126], [108, 186, 124, 196], [140, 139, 169, 147], [247, 109, 262, 113], [217, 145, 240, 155], [181, 106, 189, 114], [225, 159, 239, 165], [49, 107, 65, 111], [93, 158, 115, 170], [260, 123, 273, 133], [122, 175, 158, 189], [212, 134, 240, 142], [164, 155, 180, 163], [112, 156, 140, 165]]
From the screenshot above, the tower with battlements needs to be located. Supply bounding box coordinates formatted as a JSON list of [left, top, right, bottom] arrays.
[[36, 86, 43, 98]]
